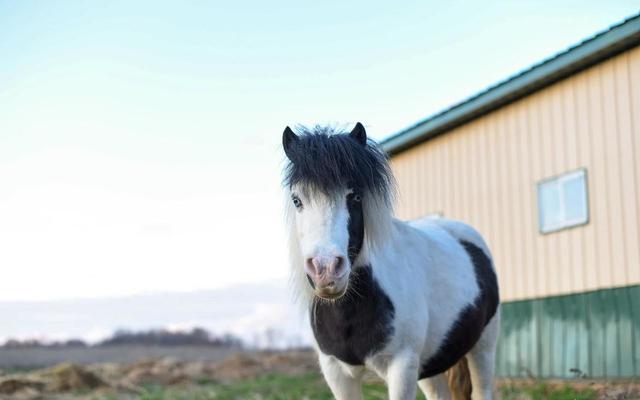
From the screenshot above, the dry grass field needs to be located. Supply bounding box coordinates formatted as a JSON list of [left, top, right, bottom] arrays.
[[0, 350, 637, 399]]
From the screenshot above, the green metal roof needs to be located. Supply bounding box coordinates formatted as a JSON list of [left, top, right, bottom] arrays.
[[381, 13, 640, 156]]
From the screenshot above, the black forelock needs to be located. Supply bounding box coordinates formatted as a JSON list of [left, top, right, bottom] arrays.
[[283, 126, 393, 199]]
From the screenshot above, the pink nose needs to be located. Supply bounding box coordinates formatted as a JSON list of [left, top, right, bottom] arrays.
[[305, 255, 346, 287]]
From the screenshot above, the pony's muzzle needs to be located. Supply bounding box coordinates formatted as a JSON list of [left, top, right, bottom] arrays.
[[305, 255, 349, 298], [306, 255, 346, 280]]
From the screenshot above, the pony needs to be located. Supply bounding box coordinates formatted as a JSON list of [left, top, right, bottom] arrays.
[[281, 123, 500, 400]]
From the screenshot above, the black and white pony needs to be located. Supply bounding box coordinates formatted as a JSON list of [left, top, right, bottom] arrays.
[[282, 123, 500, 400]]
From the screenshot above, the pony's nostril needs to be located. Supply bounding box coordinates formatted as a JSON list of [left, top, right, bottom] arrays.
[[305, 258, 317, 276], [332, 256, 345, 276]]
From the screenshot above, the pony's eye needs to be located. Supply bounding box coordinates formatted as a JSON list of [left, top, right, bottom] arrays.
[[292, 195, 303, 209], [350, 193, 362, 202]]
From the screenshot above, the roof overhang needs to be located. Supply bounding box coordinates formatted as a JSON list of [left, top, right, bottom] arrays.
[[381, 14, 640, 156]]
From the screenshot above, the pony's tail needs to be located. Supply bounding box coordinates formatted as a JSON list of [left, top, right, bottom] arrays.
[[446, 357, 472, 400]]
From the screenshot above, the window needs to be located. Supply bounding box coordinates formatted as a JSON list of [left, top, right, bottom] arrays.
[[537, 169, 589, 233]]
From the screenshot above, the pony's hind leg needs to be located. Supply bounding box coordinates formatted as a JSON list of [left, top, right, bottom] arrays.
[[466, 310, 500, 400], [318, 353, 364, 400], [418, 374, 451, 400]]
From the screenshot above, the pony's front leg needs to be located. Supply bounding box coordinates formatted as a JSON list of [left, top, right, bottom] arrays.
[[387, 350, 420, 400], [318, 353, 363, 400]]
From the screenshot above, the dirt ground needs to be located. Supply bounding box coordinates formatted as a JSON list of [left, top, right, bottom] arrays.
[[0, 350, 638, 399]]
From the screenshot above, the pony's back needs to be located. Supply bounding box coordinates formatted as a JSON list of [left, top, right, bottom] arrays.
[[409, 217, 493, 262]]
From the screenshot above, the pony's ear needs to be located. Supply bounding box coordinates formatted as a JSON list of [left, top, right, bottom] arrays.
[[282, 126, 299, 161], [349, 122, 367, 146]]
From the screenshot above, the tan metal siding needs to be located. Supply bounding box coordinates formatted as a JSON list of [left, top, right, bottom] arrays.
[[390, 47, 640, 301], [630, 48, 640, 286]]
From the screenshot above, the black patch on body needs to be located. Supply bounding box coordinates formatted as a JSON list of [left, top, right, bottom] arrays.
[[311, 265, 395, 366], [419, 240, 499, 379], [346, 192, 364, 264]]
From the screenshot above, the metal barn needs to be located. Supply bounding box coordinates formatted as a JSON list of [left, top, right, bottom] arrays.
[[381, 14, 640, 379]]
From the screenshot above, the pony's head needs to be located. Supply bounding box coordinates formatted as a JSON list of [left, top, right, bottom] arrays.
[[282, 123, 395, 302]]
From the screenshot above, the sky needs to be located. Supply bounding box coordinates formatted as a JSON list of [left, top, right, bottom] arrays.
[[0, 282, 310, 347], [0, 1, 638, 309]]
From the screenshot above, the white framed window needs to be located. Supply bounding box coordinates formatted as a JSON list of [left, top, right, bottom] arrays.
[[537, 169, 589, 234]]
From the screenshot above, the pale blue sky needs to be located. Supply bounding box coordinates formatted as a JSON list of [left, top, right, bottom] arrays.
[[0, 2, 638, 302]]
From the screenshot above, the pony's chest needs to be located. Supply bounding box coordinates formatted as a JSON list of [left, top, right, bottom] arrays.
[[310, 266, 395, 366]]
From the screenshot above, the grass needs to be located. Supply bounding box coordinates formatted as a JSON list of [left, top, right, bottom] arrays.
[[89, 373, 401, 400], [1, 366, 40, 374], [89, 373, 600, 400], [136, 373, 391, 400], [499, 382, 597, 400]]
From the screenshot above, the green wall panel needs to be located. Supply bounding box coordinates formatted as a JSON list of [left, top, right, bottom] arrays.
[[496, 285, 640, 379]]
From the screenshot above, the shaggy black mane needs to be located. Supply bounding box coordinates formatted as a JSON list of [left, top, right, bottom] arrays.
[[283, 126, 394, 201]]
